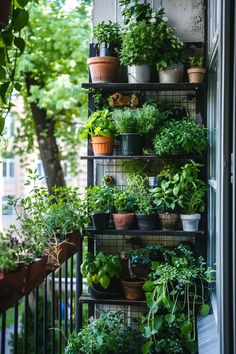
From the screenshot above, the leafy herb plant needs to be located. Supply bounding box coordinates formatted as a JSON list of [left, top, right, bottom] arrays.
[[79, 109, 117, 139], [189, 56, 204, 67]]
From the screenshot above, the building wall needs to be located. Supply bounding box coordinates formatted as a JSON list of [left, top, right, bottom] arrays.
[[92, 0, 205, 42]]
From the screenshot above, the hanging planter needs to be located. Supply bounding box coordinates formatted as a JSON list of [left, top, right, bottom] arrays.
[[23, 256, 48, 294], [0, 0, 12, 27]]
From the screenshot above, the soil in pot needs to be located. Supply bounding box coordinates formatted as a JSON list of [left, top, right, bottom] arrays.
[[136, 214, 157, 231], [159, 212, 179, 230], [180, 213, 201, 232], [113, 213, 136, 230], [120, 134, 143, 156], [89, 278, 123, 299], [92, 212, 110, 230], [187, 67, 206, 83], [91, 136, 113, 155], [121, 277, 146, 300], [87, 56, 119, 83]]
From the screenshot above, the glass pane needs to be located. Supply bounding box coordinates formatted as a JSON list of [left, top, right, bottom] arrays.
[[9, 162, 15, 177], [2, 161, 6, 177]]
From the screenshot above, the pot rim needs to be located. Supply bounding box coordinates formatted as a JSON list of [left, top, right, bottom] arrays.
[[180, 213, 201, 219], [87, 56, 119, 64]]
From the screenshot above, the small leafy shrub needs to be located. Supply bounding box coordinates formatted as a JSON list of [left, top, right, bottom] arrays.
[[127, 175, 156, 214], [79, 109, 117, 139], [81, 252, 121, 289], [86, 184, 114, 214], [153, 118, 207, 155], [112, 187, 135, 213], [65, 311, 138, 354]]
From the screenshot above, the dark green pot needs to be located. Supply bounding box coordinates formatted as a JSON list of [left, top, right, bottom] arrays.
[[120, 134, 143, 156]]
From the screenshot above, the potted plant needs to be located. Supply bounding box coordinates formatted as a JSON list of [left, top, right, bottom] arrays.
[[112, 104, 158, 155], [65, 311, 138, 354], [153, 118, 207, 156], [187, 56, 206, 83], [112, 187, 136, 230], [156, 31, 184, 84], [151, 167, 180, 230], [86, 184, 114, 230], [120, 251, 146, 301], [81, 252, 122, 299], [141, 245, 214, 354], [88, 21, 121, 83], [120, 7, 168, 83], [128, 175, 157, 230], [79, 109, 117, 155], [177, 161, 207, 231]]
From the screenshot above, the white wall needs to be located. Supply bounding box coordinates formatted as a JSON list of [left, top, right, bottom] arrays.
[[92, 0, 204, 42]]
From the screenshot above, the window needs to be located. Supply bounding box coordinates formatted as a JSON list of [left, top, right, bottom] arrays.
[[2, 196, 15, 216], [37, 159, 45, 178], [62, 161, 71, 180], [2, 158, 15, 179], [3, 115, 15, 137]]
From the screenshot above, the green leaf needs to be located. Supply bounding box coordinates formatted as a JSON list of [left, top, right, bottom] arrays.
[[100, 274, 110, 289], [14, 37, 26, 54], [199, 303, 210, 316], [141, 340, 153, 354], [143, 280, 155, 292], [14, 9, 29, 31], [0, 116, 5, 135], [16, 0, 30, 8], [1, 31, 13, 46], [181, 321, 192, 336], [0, 48, 6, 66], [143, 326, 151, 339], [154, 316, 162, 330], [0, 66, 6, 80], [164, 313, 175, 324], [0, 81, 10, 104]]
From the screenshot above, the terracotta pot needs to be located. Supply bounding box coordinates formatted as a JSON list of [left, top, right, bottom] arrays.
[[91, 136, 113, 155], [113, 213, 136, 230], [187, 67, 206, 83], [87, 56, 119, 83], [159, 212, 179, 230], [121, 277, 146, 300], [0, 0, 12, 27]]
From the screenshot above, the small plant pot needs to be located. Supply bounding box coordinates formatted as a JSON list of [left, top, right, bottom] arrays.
[[113, 213, 136, 230], [0, 0, 12, 27], [120, 134, 143, 156], [89, 278, 123, 299], [159, 68, 183, 83], [121, 277, 146, 300], [187, 67, 206, 83], [92, 212, 110, 230], [127, 65, 151, 83], [91, 136, 113, 155], [159, 212, 179, 230], [136, 214, 157, 231], [180, 213, 201, 232], [87, 56, 119, 83]]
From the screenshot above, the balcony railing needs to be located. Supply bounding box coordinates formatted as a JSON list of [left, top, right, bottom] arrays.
[[0, 254, 81, 354]]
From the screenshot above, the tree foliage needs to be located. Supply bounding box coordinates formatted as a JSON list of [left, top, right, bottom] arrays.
[[0, 0, 30, 135], [15, 0, 91, 174]]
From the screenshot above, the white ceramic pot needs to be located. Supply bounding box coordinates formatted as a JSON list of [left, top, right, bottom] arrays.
[[180, 214, 201, 232], [159, 66, 183, 83], [128, 65, 151, 83]]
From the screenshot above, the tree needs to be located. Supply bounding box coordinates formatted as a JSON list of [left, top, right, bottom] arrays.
[[15, 0, 91, 190], [0, 0, 30, 136]]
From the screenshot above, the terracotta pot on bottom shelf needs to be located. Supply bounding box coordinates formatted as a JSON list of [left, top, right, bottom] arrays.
[[180, 214, 201, 232], [91, 136, 113, 155], [121, 277, 146, 300], [87, 56, 119, 83], [112, 213, 136, 230], [187, 67, 206, 83], [159, 212, 179, 230], [89, 278, 123, 299]]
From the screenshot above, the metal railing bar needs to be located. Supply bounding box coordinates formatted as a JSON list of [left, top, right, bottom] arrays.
[[70, 257, 73, 332], [58, 268, 62, 354], [13, 303, 18, 354], [43, 279, 47, 354], [51, 272, 55, 354], [1, 312, 6, 354], [65, 260, 68, 340], [24, 295, 28, 354]]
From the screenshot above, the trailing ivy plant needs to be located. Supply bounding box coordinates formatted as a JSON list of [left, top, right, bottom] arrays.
[[0, 0, 30, 135], [141, 245, 214, 354]]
